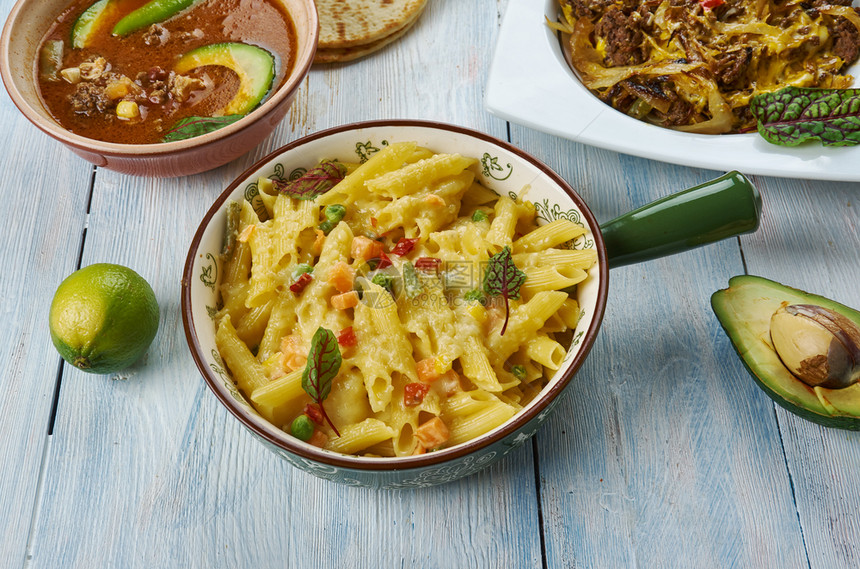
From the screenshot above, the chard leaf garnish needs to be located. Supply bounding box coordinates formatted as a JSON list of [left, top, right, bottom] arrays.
[[482, 246, 526, 335], [302, 327, 342, 436], [275, 160, 347, 199], [749, 87, 860, 147]]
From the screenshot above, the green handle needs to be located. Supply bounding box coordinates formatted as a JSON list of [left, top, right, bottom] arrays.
[[600, 171, 761, 269]]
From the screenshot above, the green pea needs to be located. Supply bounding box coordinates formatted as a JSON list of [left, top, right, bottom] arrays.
[[325, 204, 347, 222], [319, 204, 347, 235], [291, 263, 313, 280], [290, 414, 315, 441]]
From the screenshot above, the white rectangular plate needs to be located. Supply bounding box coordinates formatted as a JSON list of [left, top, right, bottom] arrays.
[[486, 0, 860, 181]]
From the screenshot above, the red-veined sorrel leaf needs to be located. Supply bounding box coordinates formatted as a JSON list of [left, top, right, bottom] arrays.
[[482, 246, 526, 335], [749, 87, 860, 147], [302, 327, 342, 436], [275, 160, 347, 199]]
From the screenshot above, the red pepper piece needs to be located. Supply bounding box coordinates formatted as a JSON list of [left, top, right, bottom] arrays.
[[415, 257, 442, 273], [391, 237, 418, 256], [375, 251, 392, 269], [404, 382, 430, 407], [337, 326, 357, 347], [700, 0, 724, 9], [289, 272, 312, 294], [303, 403, 324, 425]]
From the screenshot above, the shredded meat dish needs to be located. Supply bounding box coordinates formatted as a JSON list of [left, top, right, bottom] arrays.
[[552, 0, 860, 133]]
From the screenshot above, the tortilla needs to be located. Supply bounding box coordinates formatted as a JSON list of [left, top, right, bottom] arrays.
[[314, 11, 420, 64], [316, 0, 427, 49]]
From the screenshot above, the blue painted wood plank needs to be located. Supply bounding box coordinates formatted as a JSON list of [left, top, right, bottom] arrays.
[[0, 0, 96, 557], [739, 175, 860, 569], [25, 1, 545, 568], [519, 131, 810, 568]]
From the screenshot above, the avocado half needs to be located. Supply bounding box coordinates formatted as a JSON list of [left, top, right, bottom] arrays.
[[711, 275, 860, 430], [173, 42, 275, 116]]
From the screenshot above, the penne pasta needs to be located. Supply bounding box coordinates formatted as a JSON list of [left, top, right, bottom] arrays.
[[512, 219, 587, 253], [214, 145, 598, 457]]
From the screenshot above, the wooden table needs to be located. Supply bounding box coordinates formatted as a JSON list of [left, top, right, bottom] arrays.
[[2, 1, 858, 567]]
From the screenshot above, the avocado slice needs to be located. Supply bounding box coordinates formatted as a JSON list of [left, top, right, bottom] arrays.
[[173, 43, 275, 116], [71, 0, 117, 49], [711, 275, 860, 430], [112, 0, 196, 37]]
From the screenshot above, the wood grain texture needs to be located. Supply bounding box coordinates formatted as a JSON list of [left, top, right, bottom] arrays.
[[22, 2, 543, 569], [3, 0, 859, 566], [0, 47, 94, 564], [513, 130, 810, 568], [739, 175, 860, 569]]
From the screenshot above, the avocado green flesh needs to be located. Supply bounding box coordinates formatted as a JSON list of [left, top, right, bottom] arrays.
[[173, 43, 276, 116], [711, 275, 860, 430], [72, 0, 114, 49], [112, 0, 196, 37]]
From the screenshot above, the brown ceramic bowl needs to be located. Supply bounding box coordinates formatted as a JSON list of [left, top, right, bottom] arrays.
[[0, 0, 318, 177]]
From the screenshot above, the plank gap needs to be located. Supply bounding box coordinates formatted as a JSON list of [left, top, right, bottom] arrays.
[[22, 431, 54, 569], [86, 165, 97, 214], [774, 408, 814, 569], [45, 358, 65, 437], [531, 436, 549, 569], [46, 168, 93, 436], [738, 236, 750, 276]]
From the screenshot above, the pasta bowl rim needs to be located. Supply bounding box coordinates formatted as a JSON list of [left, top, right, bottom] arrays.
[[181, 119, 610, 472], [0, 0, 319, 176]]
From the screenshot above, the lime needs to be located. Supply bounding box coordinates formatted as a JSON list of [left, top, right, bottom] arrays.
[[49, 263, 160, 374]]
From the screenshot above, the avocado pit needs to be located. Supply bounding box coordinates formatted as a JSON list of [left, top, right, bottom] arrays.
[[769, 303, 860, 390]]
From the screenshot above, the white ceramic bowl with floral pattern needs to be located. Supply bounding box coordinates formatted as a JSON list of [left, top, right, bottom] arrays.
[[181, 120, 609, 488]]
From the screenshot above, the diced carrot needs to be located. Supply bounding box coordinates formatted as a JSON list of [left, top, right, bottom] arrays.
[[337, 326, 357, 347], [280, 335, 307, 371], [351, 235, 384, 261], [308, 430, 329, 448], [404, 382, 430, 407], [435, 369, 461, 396], [312, 228, 326, 255], [331, 290, 359, 310], [415, 357, 440, 383], [327, 260, 355, 293], [416, 417, 449, 449]]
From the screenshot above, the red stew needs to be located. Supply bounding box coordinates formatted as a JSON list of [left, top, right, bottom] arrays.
[[36, 0, 297, 145]]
